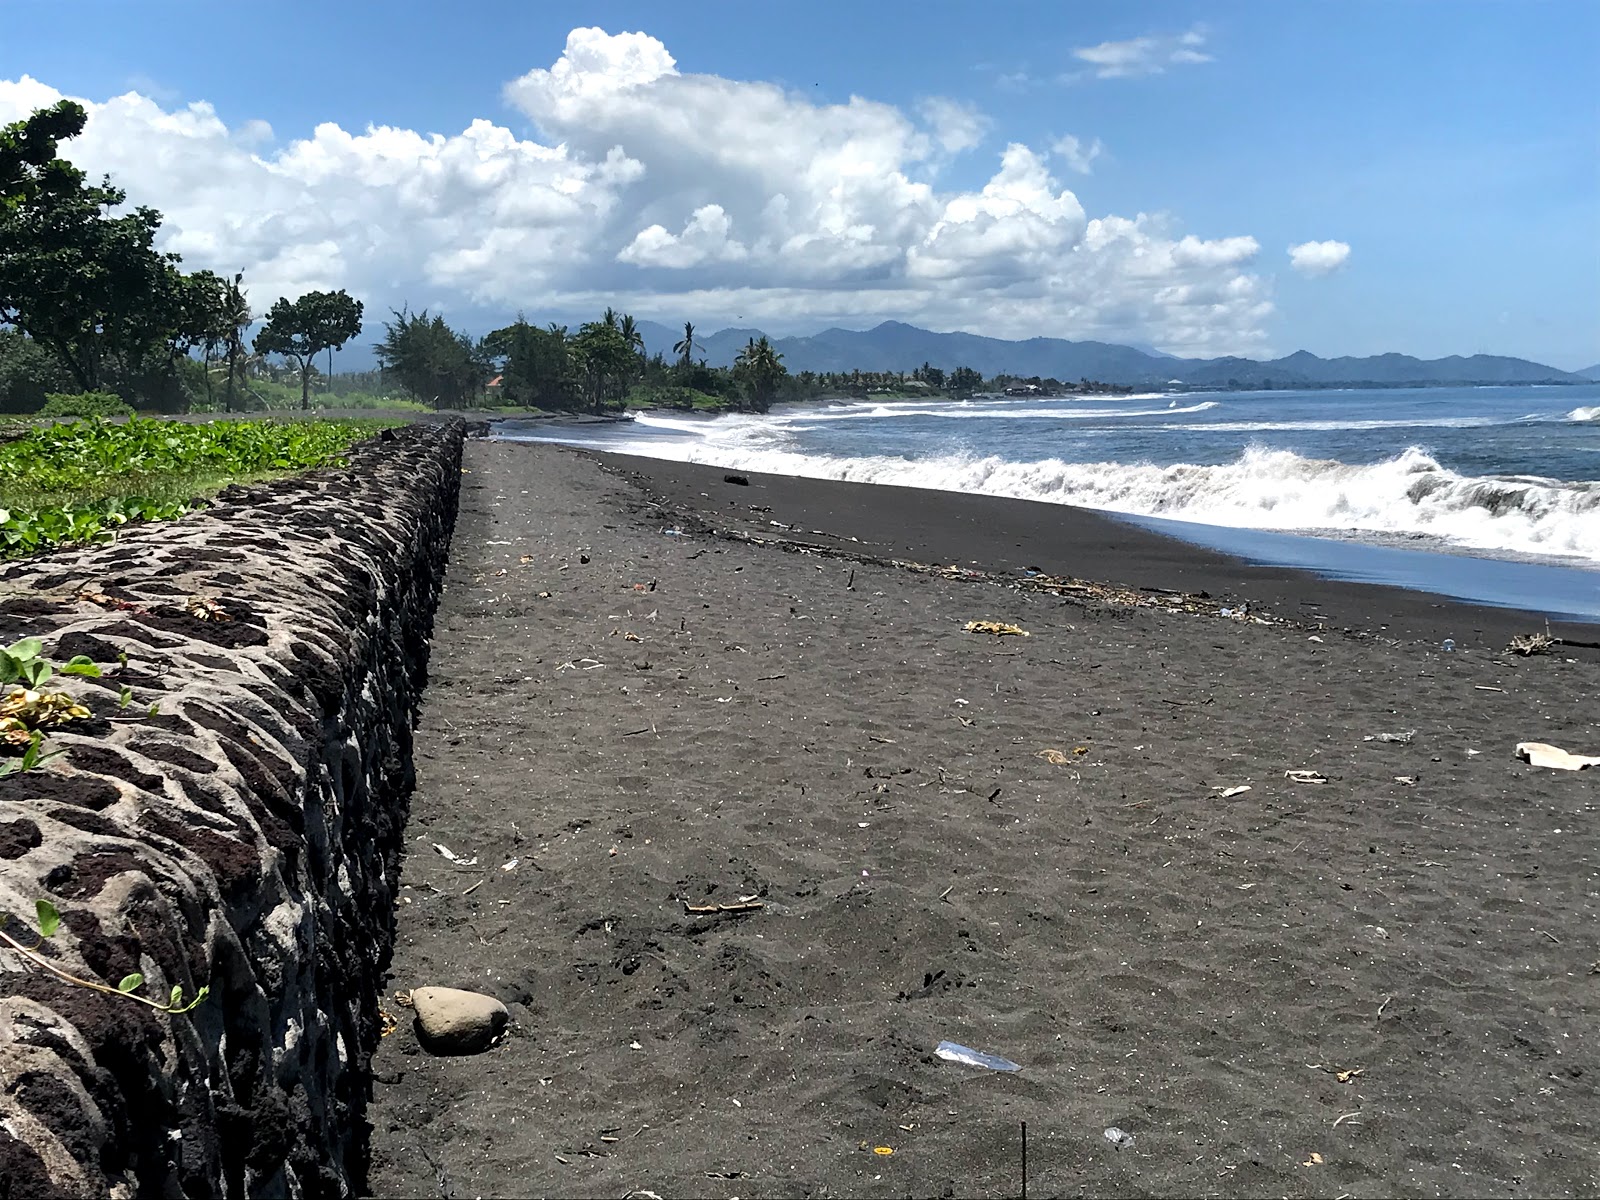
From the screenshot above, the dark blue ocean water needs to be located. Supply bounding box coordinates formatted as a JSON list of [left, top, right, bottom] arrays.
[[499, 383, 1600, 620]]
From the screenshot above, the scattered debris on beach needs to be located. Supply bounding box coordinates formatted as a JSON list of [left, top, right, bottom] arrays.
[[1516, 741, 1600, 770], [711, 524, 1275, 624], [1364, 729, 1417, 744], [1509, 628, 1556, 655], [935, 1041, 1021, 1072], [964, 620, 1029, 637], [683, 898, 765, 916], [1103, 1127, 1136, 1150]]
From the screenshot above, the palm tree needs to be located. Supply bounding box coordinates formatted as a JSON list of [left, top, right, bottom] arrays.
[[734, 335, 786, 413], [672, 321, 700, 368], [220, 272, 251, 413], [618, 313, 645, 357]]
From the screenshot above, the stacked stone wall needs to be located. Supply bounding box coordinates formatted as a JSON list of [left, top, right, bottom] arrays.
[[0, 420, 462, 1197]]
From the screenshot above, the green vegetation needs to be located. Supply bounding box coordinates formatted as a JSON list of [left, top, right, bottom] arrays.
[[38, 390, 134, 419], [623, 384, 728, 411], [0, 101, 378, 417], [0, 416, 390, 558], [253, 290, 365, 410], [1, 636, 98, 776], [0, 898, 209, 1014]]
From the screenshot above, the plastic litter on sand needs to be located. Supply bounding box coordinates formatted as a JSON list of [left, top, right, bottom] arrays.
[[1104, 1127, 1136, 1149], [935, 1041, 1021, 1072]]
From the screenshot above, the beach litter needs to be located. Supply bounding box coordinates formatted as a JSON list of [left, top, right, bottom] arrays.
[[1364, 729, 1416, 744], [1509, 631, 1557, 656], [934, 1040, 1021, 1072], [1103, 1127, 1136, 1150], [432, 843, 478, 866], [1213, 785, 1252, 798], [1284, 769, 1329, 784], [964, 620, 1030, 637], [1516, 742, 1600, 771], [683, 898, 765, 916]]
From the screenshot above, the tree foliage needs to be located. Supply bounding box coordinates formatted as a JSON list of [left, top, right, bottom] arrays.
[[0, 101, 242, 413], [374, 308, 490, 409], [733, 335, 788, 412], [253, 289, 364, 409]]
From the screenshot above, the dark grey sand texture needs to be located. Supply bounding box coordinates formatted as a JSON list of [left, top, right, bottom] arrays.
[[366, 440, 1598, 1199]]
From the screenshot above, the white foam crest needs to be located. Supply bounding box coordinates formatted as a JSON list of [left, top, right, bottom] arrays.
[[1171, 415, 1501, 433], [1569, 405, 1600, 422], [769, 399, 1215, 423], [610, 437, 1600, 564]]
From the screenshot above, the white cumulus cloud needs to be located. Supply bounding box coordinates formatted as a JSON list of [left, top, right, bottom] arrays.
[[1072, 27, 1213, 79], [1051, 134, 1105, 174], [0, 26, 1278, 356], [1288, 240, 1352, 277]]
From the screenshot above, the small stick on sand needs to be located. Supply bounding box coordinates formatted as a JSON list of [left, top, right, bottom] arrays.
[[1541, 930, 1561, 944], [1378, 995, 1392, 1016], [684, 900, 764, 915], [938, 885, 954, 902]]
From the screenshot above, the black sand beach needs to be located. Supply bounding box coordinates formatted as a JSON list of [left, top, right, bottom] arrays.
[[365, 439, 1599, 1198]]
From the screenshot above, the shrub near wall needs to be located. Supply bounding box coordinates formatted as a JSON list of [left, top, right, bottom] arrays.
[[0, 421, 462, 1197], [38, 392, 135, 419]]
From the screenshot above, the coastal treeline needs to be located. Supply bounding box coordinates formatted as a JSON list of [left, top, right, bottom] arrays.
[[0, 100, 371, 415], [2, 98, 1128, 417]]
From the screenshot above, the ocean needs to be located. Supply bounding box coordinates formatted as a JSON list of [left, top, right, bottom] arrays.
[[498, 382, 1600, 621]]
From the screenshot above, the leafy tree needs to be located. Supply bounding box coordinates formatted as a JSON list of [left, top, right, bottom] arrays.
[[485, 316, 578, 410], [0, 329, 72, 414], [947, 365, 984, 398], [375, 307, 488, 408], [571, 321, 635, 414], [1, 100, 86, 207], [0, 101, 217, 408], [0, 153, 185, 391], [733, 335, 787, 413], [253, 290, 364, 409]]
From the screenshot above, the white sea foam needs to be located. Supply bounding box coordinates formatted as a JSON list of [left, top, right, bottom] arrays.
[[1569, 405, 1600, 422], [762, 398, 1211, 423], [595, 422, 1600, 564]]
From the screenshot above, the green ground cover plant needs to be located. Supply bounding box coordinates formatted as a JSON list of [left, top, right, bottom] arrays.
[[0, 415, 394, 558], [38, 391, 135, 419]]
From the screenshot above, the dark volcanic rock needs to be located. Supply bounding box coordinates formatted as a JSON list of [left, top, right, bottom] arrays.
[[0, 420, 461, 1197]]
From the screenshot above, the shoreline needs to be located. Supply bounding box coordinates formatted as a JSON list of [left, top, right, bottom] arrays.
[[592, 449, 1600, 651]]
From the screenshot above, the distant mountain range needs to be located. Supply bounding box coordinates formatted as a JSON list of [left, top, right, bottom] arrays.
[[1577, 363, 1600, 381], [632, 319, 1590, 388]]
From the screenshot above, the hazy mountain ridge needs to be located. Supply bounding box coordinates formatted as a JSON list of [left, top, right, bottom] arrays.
[[632, 319, 1586, 387]]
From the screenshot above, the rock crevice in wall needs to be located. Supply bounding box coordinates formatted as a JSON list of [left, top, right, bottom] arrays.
[[0, 420, 462, 1197]]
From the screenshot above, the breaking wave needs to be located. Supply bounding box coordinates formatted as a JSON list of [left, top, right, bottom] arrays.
[[598, 426, 1600, 564]]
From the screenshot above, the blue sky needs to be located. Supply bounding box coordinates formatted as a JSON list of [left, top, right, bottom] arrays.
[[1, 0, 1595, 367]]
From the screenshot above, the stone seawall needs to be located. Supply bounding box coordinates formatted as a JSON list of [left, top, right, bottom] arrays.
[[0, 421, 462, 1197]]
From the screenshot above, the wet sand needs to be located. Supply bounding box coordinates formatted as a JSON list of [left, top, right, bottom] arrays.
[[365, 441, 1599, 1199]]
